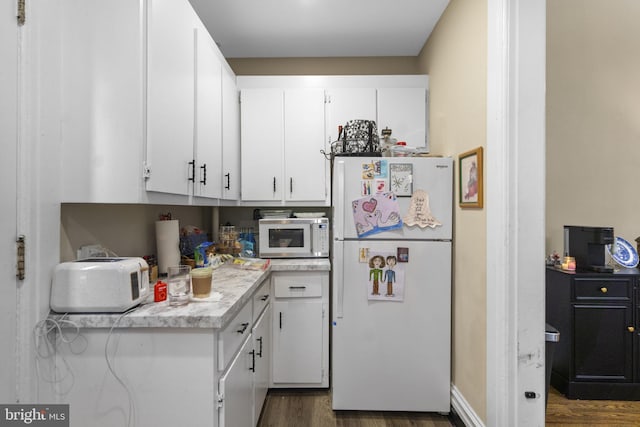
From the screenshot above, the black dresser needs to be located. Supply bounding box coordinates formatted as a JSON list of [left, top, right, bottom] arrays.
[[546, 266, 640, 400]]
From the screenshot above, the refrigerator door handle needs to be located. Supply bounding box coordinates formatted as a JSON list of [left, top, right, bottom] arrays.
[[334, 160, 345, 240], [335, 240, 344, 318]]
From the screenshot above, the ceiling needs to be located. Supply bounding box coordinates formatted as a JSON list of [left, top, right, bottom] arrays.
[[188, 0, 450, 58]]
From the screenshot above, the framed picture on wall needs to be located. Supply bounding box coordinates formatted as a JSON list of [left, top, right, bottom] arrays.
[[459, 147, 483, 208]]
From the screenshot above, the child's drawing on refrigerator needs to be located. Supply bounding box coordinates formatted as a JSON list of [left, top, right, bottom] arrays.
[[366, 251, 405, 301]]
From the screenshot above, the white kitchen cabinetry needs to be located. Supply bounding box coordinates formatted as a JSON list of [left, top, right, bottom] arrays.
[[240, 89, 283, 202], [194, 27, 223, 199], [218, 277, 271, 427], [221, 66, 241, 200], [43, 275, 272, 427], [218, 335, 254, 427], [252, 304, 271, 425], [325, 88, 377, 146], [240, 88, 328, 203], [271, 271, 329, 388], [59, 0, 146, 203], [146, 0, 197, 197], [377, 87, 428, 147], [283, 89, 327, 202], [146, 0, 227, 201]]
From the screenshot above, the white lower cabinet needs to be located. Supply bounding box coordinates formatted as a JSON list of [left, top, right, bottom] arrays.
[[218, 335, 254, 427], [271, 271, 329, 388], [218, 277, 271, 427], [252, 305, 271, 425]]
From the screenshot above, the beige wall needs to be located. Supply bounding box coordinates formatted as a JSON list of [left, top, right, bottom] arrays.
[[60, 204, 213, 262], [228, 56, 419, 75], [546, 0, 640, 256], [418, 0, 487, 422]]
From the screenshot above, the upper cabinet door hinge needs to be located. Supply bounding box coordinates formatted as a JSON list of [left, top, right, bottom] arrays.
[[16, 235, 25, 280], [17, 0, 25, 26], [143, 161, 151, 180]]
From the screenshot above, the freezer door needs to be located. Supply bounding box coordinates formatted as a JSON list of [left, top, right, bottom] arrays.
[[331, 240, 451, 411], [332, 157, 453, 241]]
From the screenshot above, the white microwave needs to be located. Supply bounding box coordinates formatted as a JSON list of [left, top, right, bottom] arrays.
[[258, 218, 330, 258]]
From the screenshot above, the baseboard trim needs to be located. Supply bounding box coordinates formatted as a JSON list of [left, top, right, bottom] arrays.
[[451, 384, 485, 427]]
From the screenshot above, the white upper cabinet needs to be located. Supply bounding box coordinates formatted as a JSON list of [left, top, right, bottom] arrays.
[[240, 89, 285, 201], [325, 88, 377, 146], [240, 88, 328, 203], [146, 0, 197, 197], [221, 67, 241, 200], [146, 0, 232, 202], [194, 26, 223, 199], [377, 87, 427, 147], [59, 0, 146, 203], [283, 89, 327, 202]]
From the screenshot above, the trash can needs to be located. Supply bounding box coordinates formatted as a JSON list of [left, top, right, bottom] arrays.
[[545, 323, 560, 405]]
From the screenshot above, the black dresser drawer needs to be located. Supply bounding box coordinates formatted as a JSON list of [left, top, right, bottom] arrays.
[[573, 277, 632, 301]]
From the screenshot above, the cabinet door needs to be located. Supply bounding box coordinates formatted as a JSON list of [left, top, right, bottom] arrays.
[[377, 87, 427, 148], [194, 25, 222, 199], [59, 0, 144, 203], [283, 89, 327, 202], [219, 335, 254, 427], [240, 89, 284, 201], [573, 304, 633, 382], [221, 67, 240, 200], [252, 305, 271, 426], [325, 88, 377, 145], [272, 300, 324, 384], [147, 0, 197, 196]]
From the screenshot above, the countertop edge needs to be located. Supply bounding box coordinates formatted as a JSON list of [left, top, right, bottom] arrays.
[[48, 258, 330, 330]]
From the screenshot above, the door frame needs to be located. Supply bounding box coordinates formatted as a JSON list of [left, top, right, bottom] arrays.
[[486, 0, 546, 425], [0, 0, 19, 404]]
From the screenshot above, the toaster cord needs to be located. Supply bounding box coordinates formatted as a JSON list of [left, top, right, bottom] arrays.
[[33, 314, 83, 394], [105, 307, 138, 427]]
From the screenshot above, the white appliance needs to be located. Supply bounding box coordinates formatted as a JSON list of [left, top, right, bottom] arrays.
[[331, 156, 452, 412], [258, 217, 330, 258], [51, 257, 150, 313]]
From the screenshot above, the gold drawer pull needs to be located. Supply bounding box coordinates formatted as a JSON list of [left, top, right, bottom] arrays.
[[600, 287, 608, 293], [628, 326, 635, 333]]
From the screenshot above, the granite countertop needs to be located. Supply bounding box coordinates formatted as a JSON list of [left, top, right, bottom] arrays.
[[269, 258, 331, 271], [50, 258, 330, 330]]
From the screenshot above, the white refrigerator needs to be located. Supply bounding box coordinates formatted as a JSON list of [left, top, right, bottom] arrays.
[[331, 156, 452, 412]]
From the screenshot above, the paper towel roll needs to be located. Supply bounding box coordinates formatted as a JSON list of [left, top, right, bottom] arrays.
[[156, 219, 180, 275]]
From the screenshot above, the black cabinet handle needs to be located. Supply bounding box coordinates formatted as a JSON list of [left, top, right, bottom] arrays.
[[260, 294, 269, 301], [289, 286, 306, 290], [257, 336, 263, 357], [279, 312, 282, 329], [290, 177, 293, 194], [200, 164, 207, 185], [236, 322, 249, 334], [188, 160, 195, 182], [249, 349, 256, 372], [273, 177, 276, 193], [225, 173, 231, 190]]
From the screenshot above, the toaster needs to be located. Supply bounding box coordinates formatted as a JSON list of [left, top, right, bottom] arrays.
[[51, 257, 150, 313]]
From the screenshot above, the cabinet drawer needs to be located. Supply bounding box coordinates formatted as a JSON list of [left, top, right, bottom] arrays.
[[253, 277, 271, 319], [273, 273, 323, 298], [218, 301, 252, 371], [573, 278, 632, 301]]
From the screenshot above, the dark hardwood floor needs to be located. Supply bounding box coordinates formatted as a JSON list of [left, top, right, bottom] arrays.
[[258, 389, 454, 427], [546, 386, 640, 426], [258, 386, 640, 426]]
